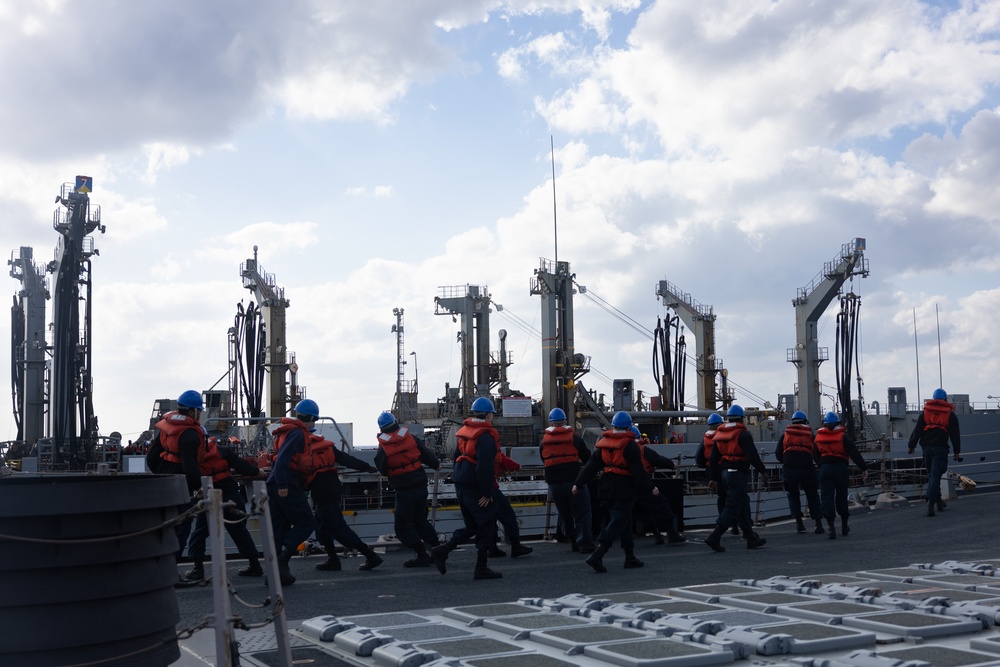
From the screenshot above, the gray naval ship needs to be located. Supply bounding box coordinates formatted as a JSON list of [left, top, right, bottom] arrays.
[[172, 488, 1000, 667]]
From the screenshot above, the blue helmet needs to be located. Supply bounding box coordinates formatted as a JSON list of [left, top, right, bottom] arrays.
[[611, 411, 632, 429], [823, 411, 840, 425], [630, 426, 641, 438], [177, 390, 204, 410], [727, 404, 744, 419], [707, 413, 723, 425], [932, 388, 947, 400], [471, 396, 496, 414], [377, 411, 397, 429], [791, 410, 808, 423], [548, 407, 567, 422], [295, 398, 320, 418]]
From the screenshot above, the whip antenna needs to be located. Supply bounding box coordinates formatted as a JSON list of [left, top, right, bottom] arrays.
[[551, 135, 558, 266]]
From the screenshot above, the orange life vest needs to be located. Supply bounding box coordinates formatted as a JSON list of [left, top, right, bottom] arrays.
[[815, 426, 848, 461], [198, 436, 231, 483], [540, 426, 579, 467], [271, 418, 312, 474], [782, 423, 815, 456], [455, 419, 500, 465], [636, 440, 655, 475], [701, 429, 717, 466], [713, 422, 748, 464], [157, 411, 205, 465], [303, 433, 338, 486], [923, 399, 953, 431], [595, 430, 633, 476], [377, 427, 423, 476]]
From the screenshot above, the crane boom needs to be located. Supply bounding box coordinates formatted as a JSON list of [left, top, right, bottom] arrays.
[[240, 246, 291, 420], [788, 238, 868, 426]]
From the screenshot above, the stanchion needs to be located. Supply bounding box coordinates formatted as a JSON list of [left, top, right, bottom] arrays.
[[253, 480, 293, 667], [204, 477, 236, 666]]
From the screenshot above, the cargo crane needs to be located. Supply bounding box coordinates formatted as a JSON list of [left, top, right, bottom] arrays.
[[240, 246, 295, 420], [433, 284, 502, 415], [6, 178, 106, 470], [530, 258, 590, 425], [788, 238, 868, 427], [655, 280, 727, 411]]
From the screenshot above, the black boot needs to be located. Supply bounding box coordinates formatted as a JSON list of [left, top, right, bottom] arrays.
[[623, 550, 644, 569], [841, 518, 850, 536], [827, 518, 836, 540], [666, 528, 687, 544], [277, 547, 296, 586], [652, 526, 665, 545], [357, 544, 384, 571], [795, 518, 806, 534], [746, 533, 767, 549], [473, 547, 502, 580], [927, 500, 936, 517], [510, 540, 533, 558], [315, 545, 342, 571], [404, 545, 434, 568], [238, 559, 264, 577], [814, 520, 825, 534], [730, 524, 741, 536], [488, 544, 507, 557], [704, 525, 726, 552], [586, 542, 610, 573], [184, 563, 205, 581], [431, 540, 456, 575], [937, 499, 947, 511]]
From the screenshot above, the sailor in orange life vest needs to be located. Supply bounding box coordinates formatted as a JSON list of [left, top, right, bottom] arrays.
[[571, 411, 654, 573], [539, 407, 595, 553], [631, 426, 687, 545], [306, 428, 383, 573], [489, 449, 534, 558], [431, 397, 505, 580], [266, 398, 321, 586], [374, 411, 442, 567], [775, 411, 825, 535], [705, 404, 769, 552], [815, 411, 869, 538], [907, 388, 961, 517], [145, 389, 210, 583], [696, 412, 743, 537], [183, 440, 268, 582]]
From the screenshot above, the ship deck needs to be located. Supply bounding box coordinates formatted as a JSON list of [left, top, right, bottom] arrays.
[[175, 489, 1000, 666]]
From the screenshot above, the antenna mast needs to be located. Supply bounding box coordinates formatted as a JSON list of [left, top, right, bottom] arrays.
[[551, 135, 558, 267]]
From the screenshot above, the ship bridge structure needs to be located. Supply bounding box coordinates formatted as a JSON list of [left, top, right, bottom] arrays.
[[788, 237, 868, 427]]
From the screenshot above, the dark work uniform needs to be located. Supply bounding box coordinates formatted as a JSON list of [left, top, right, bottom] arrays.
[[775, 423, 822, 528], [635, 443, 682, 538], [539, 426, 593, 549], [814, 425, 868, 529], [309, 447, 378, 554], [450, 419, 499, 551], [187, 448, 262, 569], [266, 424, 316, 553], [709, 421, 767, 537], [574, 430, 651, 556], [374, 427, 441, 553], [146, 412, 203, 562], [907, 399, 961, 506]]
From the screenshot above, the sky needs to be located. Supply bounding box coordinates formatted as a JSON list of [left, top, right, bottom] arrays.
[[3, 0, 1000, 445]]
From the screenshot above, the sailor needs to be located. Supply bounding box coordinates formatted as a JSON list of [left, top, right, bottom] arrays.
[[775, 411, 825, 535], [572, 411, 652, 573], [146, 389, 208, 583], [489, 448, 534, 558], [184, 441, 268, 581], [631, 425, 686, 545], [306, 427, 383, 572], [705, 405, 768, 552], [815, 411, 869, 538], [373, 411, 442, 567], [431, 396, 504, 580], [539, 407, 595, 553], [696, 412, 742, 536], [907, 388, 961, 517], [266, 398, 320, 585]]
